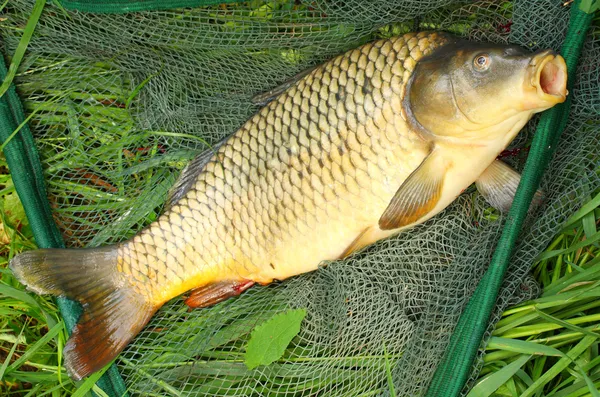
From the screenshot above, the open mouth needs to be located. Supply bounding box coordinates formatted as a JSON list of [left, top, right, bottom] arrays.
[[531, 52, 567, 101]]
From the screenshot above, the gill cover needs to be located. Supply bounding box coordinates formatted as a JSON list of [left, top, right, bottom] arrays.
[[403, 40, 533, 139]]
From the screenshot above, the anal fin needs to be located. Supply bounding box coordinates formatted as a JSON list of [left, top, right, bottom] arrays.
[[476, 160, 544, 213], [184, 280, 255, 309]]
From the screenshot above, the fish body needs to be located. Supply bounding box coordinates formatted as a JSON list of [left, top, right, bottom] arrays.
[[126, 32, 445, 303], [10, 31, 568, 380]]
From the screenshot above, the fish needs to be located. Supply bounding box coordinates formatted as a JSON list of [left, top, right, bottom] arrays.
[[9, 31, 568, 380]]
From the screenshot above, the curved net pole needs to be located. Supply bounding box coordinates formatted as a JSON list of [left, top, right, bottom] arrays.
[[425, 1, 595, 396]]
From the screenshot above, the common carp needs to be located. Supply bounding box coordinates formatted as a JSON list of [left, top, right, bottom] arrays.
[[10, 31, 567, 380]]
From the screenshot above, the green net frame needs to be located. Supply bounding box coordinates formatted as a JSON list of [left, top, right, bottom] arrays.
[[0, 0, 596, 396]]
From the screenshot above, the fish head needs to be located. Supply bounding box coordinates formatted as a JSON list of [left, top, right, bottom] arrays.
[[403, 40, 567, 142]]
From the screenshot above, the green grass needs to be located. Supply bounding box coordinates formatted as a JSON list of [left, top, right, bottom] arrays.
[[471, 191, 600, 397]]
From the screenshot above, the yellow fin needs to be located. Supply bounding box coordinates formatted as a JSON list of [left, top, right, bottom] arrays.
[[339, 226, 382, 258], [378, 151, 447, 230], [475, 160, 544, 213]]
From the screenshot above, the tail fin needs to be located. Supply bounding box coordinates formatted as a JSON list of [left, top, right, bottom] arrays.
[[9, 247, 157, 380]]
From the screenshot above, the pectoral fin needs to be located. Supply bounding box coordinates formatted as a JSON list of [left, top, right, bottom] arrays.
[[379, 151, 448, 230], [475, 160, 544, 212]]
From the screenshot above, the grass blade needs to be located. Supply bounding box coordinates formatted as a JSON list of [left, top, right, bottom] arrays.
[[536, 231, 600, 262], [466, 355, 530, 397], [0, 322, 27, 380], [520, 336, 598, 397], [534, 308, 600, 339], [486, 337, 564, 357], [562, 191, 600, 230], [0, 282, 42, 310], [0, 0, 46, 98], [384, 345, 397, 397], [71, 362, 111, 397], [5, 321, 63, 374]]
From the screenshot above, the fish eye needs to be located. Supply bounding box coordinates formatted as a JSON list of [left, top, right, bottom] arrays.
[[473, 53, 491, 71]]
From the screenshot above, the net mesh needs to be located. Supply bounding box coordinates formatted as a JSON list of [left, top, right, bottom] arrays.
[[1, 0, 599, 396]]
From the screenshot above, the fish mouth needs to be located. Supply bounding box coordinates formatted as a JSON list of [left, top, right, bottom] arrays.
[[529, 51, 567, 103]]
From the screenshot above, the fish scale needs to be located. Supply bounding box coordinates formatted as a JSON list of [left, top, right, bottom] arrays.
[[117, 31, 445, 304]]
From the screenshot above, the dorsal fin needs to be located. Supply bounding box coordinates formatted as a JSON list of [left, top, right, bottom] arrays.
[[165, 138, 227, 209], [251, 66, 317, 106]]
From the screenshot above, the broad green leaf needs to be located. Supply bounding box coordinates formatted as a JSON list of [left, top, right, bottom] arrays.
[[0, 283, 42, 311], [583, 203, 598, 239], [467, 355, 530, 397], [245, 309, 306, 370], [3, 190, 29, 229]]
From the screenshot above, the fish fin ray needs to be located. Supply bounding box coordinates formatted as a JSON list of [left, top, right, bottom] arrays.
[[251, 66, 317, 106], [475, 160, 544, 213], [184, 280, 254, 309], [10, 247, 156, 380], [339, 226, 385, 258], [165, 137, 228, 209], [379, 151, 447, 230]]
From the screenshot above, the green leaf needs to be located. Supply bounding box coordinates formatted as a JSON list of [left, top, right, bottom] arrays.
[[245, 309, 306, 370], [467, 355, 531, 397], [0, 0, 46, 99], [3, 190, 29, 228], [487, 337, 564, 357], [384, 345, 397, 397], [583, 206, 598, 240], [5, 321, 63, 374], [579, 0, 600, 14], [0, 283, 42, 311], [0, 322, 27, 380], [71, 360, 112, 397], [520, 336, 598, 397], [562, 190, 600, 230], [534, 308, 600, 339], [536, 231, 600, 261]]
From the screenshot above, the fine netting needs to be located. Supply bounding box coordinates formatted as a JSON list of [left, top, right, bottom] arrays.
[[1, 0, 598, 396]]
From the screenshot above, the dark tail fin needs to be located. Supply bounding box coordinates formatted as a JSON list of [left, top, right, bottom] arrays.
[[9, 247, 156, 380]]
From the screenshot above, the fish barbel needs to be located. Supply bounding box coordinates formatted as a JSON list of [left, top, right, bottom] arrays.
[[10, 31, 567, 380]]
